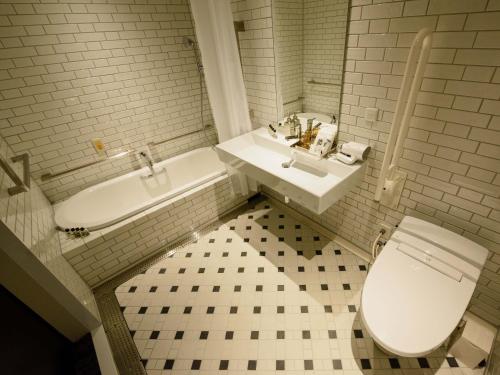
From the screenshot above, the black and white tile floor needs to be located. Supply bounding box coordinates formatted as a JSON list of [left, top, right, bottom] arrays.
[[115, 201, 483, 374]]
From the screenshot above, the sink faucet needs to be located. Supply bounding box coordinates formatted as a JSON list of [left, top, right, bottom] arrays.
[[139, 151, 155, 176]]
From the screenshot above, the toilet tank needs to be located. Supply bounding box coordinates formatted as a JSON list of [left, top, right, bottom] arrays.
[[397, 216, 489, 269]]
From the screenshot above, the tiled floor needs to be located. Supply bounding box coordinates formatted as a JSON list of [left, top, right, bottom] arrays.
[[115, 201, 483, 374]]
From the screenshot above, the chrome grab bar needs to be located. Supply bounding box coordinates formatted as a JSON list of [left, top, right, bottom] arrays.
[[41, 149, 134, 181], [283, 97, 304, 106], [41, 125, 214, 181], [147, 125, 212, 148], [0, 153, 30, 196], [307, 79, 341, 86]]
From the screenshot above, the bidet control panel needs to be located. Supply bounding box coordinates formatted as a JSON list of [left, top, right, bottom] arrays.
[[397, 242, 463, 282], [391, 229, 481, 282]]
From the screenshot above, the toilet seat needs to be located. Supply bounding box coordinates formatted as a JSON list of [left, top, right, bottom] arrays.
[[361, 216, 488, 357]]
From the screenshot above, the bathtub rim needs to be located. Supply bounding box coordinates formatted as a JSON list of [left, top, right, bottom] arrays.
[[54, 146, 226, 232]]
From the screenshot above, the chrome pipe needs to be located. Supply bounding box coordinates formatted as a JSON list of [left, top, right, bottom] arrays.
[[147, 125, 212, 148], [283, 97, 304, 106], [307, 79, 341, 86], [41, 149, 134, 181]]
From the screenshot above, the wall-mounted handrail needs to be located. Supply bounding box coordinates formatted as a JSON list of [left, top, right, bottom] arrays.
[[374, 28, 433, 202], [147, 125, 212, 148], [41, 149, 134, 181], [41, 126, 214, 181], [307, 79, 341, 86], [283, 96, 304, 106], [0, 153, 30, 195]]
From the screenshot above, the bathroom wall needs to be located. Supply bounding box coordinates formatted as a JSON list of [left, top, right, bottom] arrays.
[[264, 0, 500, 325], [339, 0, 500, 325], [0, 0, 215, 202], [231, 0, 279, 128], [0, 132, 98, 319]]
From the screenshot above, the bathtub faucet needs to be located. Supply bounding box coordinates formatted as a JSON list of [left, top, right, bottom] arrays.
[[139, 151, 155, 176]]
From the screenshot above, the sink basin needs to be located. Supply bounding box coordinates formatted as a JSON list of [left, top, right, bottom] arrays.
[[216, 127, 366, 214]]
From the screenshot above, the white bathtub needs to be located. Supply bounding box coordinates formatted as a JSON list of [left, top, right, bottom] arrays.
[[55, 147, 226, 231]]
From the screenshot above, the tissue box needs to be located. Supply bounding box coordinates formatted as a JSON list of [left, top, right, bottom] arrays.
[[449, 312, 497, 368]]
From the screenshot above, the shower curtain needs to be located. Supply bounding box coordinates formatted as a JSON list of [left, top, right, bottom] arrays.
[[190, 0, 255, 196]]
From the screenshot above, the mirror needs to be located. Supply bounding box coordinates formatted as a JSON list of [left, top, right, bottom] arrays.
[[272, 0, 350, 122]]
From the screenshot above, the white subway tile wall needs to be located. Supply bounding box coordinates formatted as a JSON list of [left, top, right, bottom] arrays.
[[0, 133, 98, 318], [231, 0, 279, 128], [263, 0, 500, 325], [302, 0, 347, 116], [62, 176, 247, 287], [273, 0, 303, 116], [0, 0, 215, 202], [339, 1, 500, 324]]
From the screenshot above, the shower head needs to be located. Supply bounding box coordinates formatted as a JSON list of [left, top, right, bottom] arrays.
[[183, 36, 195, 49]]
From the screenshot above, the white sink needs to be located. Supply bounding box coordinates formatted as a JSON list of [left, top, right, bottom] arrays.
[[216, 127, 366, 214]]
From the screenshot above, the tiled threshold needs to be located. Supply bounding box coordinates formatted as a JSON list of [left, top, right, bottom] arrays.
[[95, 196, 485, 375]]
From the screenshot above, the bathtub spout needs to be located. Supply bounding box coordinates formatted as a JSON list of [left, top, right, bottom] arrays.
[[139, 151, 155, 176]]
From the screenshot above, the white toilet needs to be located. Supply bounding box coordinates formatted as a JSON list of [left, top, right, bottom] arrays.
[[361, 216, 489, 357]]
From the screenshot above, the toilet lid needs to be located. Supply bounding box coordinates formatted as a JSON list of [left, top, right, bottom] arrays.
[[361, 238, 476, 357]]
